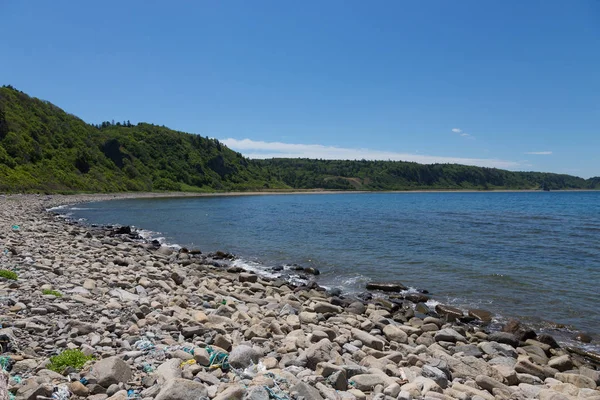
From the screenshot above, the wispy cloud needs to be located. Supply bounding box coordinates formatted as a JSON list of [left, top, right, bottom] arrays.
[[460, 133, 470, 137], [452, 128, 474, 139], [524, 151, 553, 155], [452, 128, 462, 133], [221, 138, 522, 169]]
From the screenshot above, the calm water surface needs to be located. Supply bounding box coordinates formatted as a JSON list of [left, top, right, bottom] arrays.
[[62, 192, 600, 347]]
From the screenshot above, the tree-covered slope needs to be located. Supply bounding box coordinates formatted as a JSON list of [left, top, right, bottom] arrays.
[[255, 159, 598, 191], [0, 86, 285, 192], [0, 85, 597, 193]]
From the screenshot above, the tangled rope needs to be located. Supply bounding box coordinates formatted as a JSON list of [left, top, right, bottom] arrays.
[[205, 346, 229, 370]]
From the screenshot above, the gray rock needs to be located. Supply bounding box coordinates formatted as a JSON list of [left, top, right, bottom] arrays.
[[306, 338, 334, 370], [351, 328, 385, 350], [291, 381, 325, 400], [328, 370, 348, 390], [239, 273, 258, 283], [487, 332, 519, 348], [366, 282, 407, 292], [350, 374, 385, 391], [181, 325, 205, 338], [214, 385, 246, 400], [422, 365, 448, 388], [229, 345, 260, 369], [313, 301, 342, 314], [156, 358, 182, 384], [547, 355, 573, 372], [154, 378, 208, 400], [514, 359, 556, 380], [383, 325, 408, 344], [475, 374, 510, 394], [434, 328, 467, 343], [92, 357, 132, 387], [454, 344, 483, 358], [479, 341, 517, 358], [554, 372, 597, 389], [244, 386, 270, 400]]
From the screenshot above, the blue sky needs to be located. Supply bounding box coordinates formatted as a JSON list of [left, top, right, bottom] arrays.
[[1, 1, 599, 177]]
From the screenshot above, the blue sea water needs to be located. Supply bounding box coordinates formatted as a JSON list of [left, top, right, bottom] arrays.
[[61, 192, 600, 347]]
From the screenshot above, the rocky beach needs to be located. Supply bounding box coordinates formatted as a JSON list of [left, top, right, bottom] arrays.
[[0, 194, 599, 400]]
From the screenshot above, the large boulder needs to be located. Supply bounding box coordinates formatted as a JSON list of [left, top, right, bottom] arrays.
[[229, 345, 259, 369], [350, 374, 386, 391], [92, 357, 132, 387], [155, 378, 208, 400], [434, 328, 467, 343]]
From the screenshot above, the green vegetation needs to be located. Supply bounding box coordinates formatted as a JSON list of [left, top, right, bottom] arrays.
[[0, 85, 598, 193], [48, 349, 93, 373], [0, 269, 17, 280], [42, 289, 62, 297], [255, 159, 598, 191]]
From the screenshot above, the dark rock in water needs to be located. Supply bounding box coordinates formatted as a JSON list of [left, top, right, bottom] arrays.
[[537, 334, 560, 349], [402, 293, 430, 303], [328, 288, 342, 297], [346, 302, 366, 315], [574, 333, 593, 344], [468, 309, 493, 322], [373, 298, 399, 312], [415, 302, 431, 315], [366, 282, 408, 292], [418, 288, 430, 294], [211, 251, 235, 260], [151, 240, 161, 247], [357, 292, 373, 301], [227, 266, 244, 273], [488, 332, 519, 348], [502, 319, 537, 341], [179, 247, 189, 253], [292, 265, 304, 271], [331, 297, 349, 307], [272, 266, 284, 272], [304, 267, 320, 276], [459, 315, 477, 323], [189, 249, 202, 255], [113, 226, 132, 235], [435, 304, 464, 321]]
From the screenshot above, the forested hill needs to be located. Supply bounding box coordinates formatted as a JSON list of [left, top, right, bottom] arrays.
[[0, 86, 286, 192], [255, 159, 598, 191], [0, 85, 598, 193]]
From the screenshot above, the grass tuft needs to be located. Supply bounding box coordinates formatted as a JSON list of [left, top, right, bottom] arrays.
[[47, 349, 93, 373], [42, 289, 62, 297], [0, 269, 18, 280]]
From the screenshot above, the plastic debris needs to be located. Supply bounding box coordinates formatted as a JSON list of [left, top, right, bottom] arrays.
[[206, 345, 229, 370], [11, 225, 19, 232], [134, 339, 155, 352], [0, 356, 13, 372], [127, 389, 141, 399], [51, 385, 71, 400], [142, 363, 154, 373], [79, 377, 88, 385], [179, 359, 196, 368]]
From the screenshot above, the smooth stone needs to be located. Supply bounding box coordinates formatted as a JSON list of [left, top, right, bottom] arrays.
[[92, 356, 132, 387], [154, 378, 208, 400]]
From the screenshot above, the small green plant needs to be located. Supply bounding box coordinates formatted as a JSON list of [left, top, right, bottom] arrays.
[[47, 349, 93, 373], [42, 289, 62, 297], [0, 269, 17, 280]]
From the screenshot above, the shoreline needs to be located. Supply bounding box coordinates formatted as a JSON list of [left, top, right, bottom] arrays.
[[0, 194, 598, 399]]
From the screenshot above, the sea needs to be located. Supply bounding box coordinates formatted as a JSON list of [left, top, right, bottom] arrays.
[[56, 191, 600, 350]]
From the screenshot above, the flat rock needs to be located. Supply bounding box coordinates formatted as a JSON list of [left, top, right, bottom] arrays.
[[435, 328, 467, 343], [291, 381, 325, 400], [350, 374, 385, 392], [154, 378, 208, 400], [366, 282, 407, 292], [383, 324, 408, 344], [434, 304, 463, 321]]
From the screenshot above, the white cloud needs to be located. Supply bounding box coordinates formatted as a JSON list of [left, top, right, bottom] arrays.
[[524, 151, 553, 155], [460, 133, 470, 137], [221, 138, 523, 169], [452, 128, 462, 133]]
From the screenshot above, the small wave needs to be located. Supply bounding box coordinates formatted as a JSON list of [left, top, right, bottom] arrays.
[[230, 259, 280, 279], [46, 205, 67, 211]]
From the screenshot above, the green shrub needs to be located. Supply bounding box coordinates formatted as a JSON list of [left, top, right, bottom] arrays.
[[0, 269, 17, 280], [47, 349, 93, 373], [42, 289, 62, 297]]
